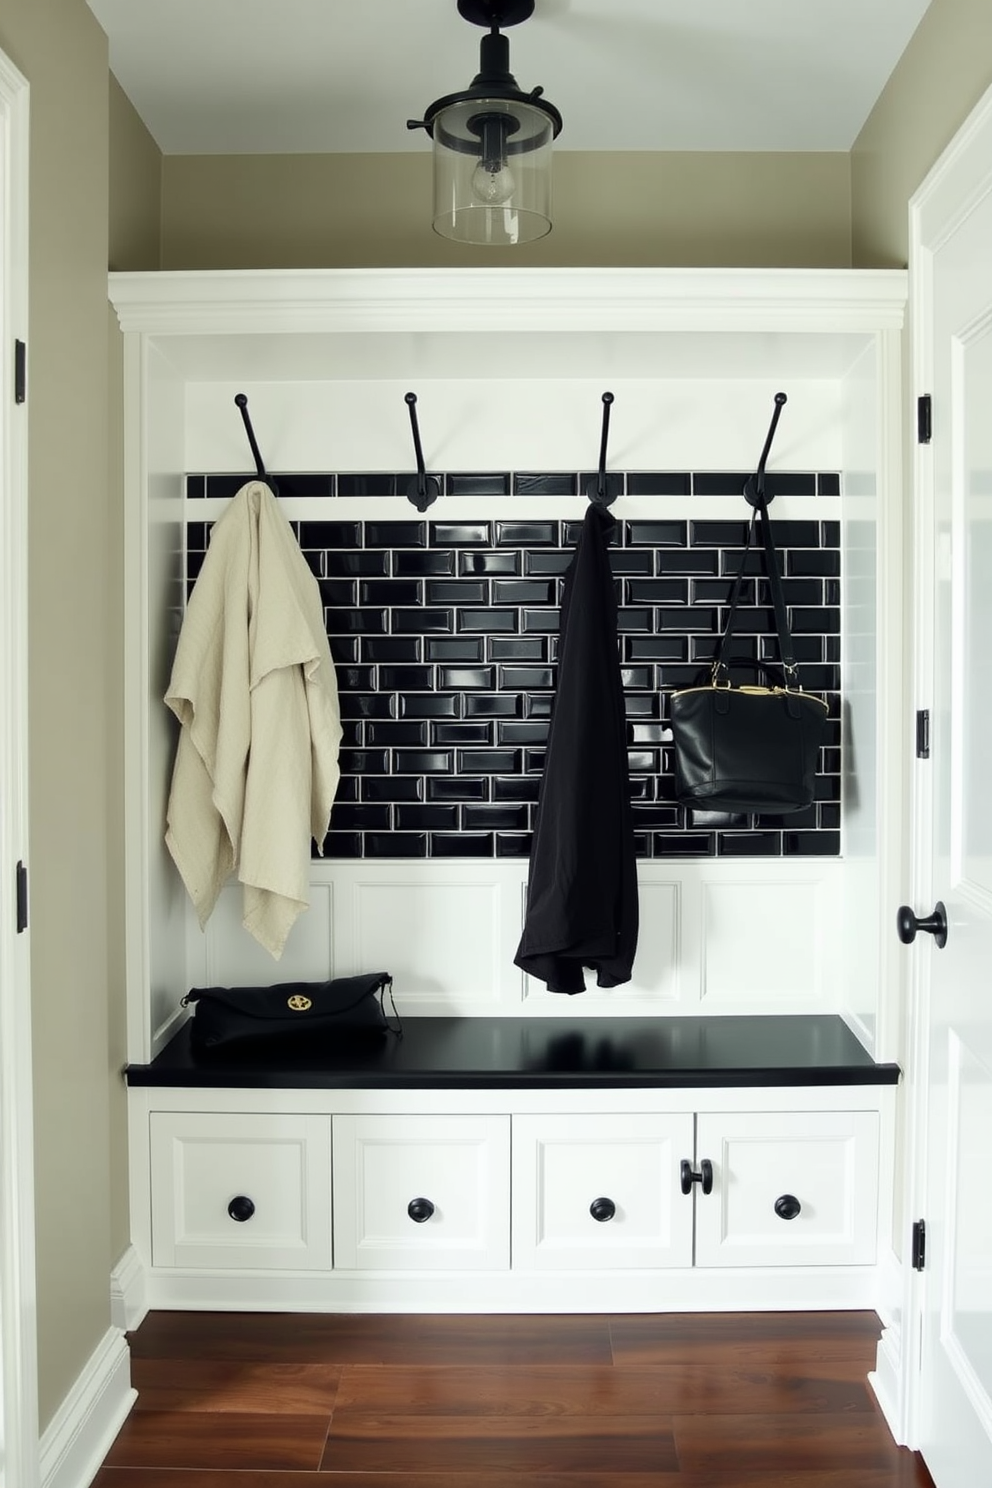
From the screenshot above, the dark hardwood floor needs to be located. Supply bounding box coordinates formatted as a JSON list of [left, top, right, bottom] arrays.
[[94, 1310, 936, 1486]]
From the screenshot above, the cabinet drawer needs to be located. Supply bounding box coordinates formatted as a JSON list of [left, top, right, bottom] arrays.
[[512, 1113, 695, 1270], [149, 1112, 332, 1270], [694, 1110, 879, 1267], [332, 1114, 510, 1270]]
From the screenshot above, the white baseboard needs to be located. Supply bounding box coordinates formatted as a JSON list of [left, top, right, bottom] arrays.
[[40, 1327, 136, 1488], [867, 1243, 915, 1448], [110, 1244, 147, 1333]]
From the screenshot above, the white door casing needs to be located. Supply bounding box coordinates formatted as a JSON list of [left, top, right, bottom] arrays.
[[910, 81, 992, 1488]]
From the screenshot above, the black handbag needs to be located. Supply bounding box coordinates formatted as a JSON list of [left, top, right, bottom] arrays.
[[669, 491, 829, 815], [181, 972, 399, 1052]]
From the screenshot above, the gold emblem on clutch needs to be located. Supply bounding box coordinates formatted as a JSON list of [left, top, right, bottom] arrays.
[[287, 995, 312, 1011]]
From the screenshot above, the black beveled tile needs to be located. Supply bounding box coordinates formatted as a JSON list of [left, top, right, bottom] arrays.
[[394, 549, 456, 577], [608, 549, 654, 576], [431, 721, 493, 746], [366, 721, 428, 747], [786, 547, 840, 577], [185, 551, 206, 581], [332, 773, 358, 801], [426, 638, 485, 663], [825, 579, 841, 606], [756, 577, 823, 606], [628, 776, 653, 800], [361, 638, 422, 664], [691, 578, 745, 606], [365, 832, 427, 857], [659, 664, 706, 690], [497, 721, 549, 745], [391, 608, 453, 634], [658, 607, 718, 633], [186, 521, 208, 551], [427, 777, 488, 802], [394, 804, 460, 831], [818, 472, 841, 495], [822, 747, 842, 774], [378, 665, 435, 690], [821, 720, 842, 747], [524, 550, 572, 576], [329, 637, 359, 665], [398, 693, 460, 719], [205, 474, 260, 500], [299, 520, 362, 549], [724, 606, 776, 633], [631, 804, 682, 829], [324, 550, 389, 577], [493, 776, 541, 802], [689, 808, 749, 828], [321, 832, 363, 858], [426, 579, 488, 605], [338, 473, 407, 497], [339, 721, 362, 748], [366, 520, 427, 548], [460, 550, 520, 576], [819, 803, 841, 829], [785, 830, 841, 855], [272, 473, 335, 498], [336, 665, 375, 691], [767, 519, 820, 547], [720, 549, 764, 577], [456, 608, 518, 633], [578, 472, 626, 501], [462, 694, 520, 720], [691, 636, 757, 663], [444, 472, 511, 497], [627, 749, 659, 774], [496, 833, 533, 857], [626, 636, 688, 663], [525, 694, 553, 718], [815, 774, 842, 801], [437, 665, 496, 690], [764, 471, 817, 497], [658, 549, 722, 575], [620, 666, 653, 689], [488, 638, 546, 662], [496, 521, 559, 547], [624, 693, 660, 718], [626, 579, 688, 605], [717, 831, 783, 856], [429, 521, 492, 547], [331, 804, 392, 831], [524, 749, 546, 773], [690, 520, 749, 547], [625, 520, 687, 547], [634, 833, 653, 858], [758, 635, 822, 664], [513, 472, 579, 495], [499, 665, 554, 691], [617, 608, 653, 632], [362, 777, 424, 803], [627, 471, 691, 496], [457, 749, 521, 774], [430, 832, 495, 857], [692, 471, 753, 496], [825, 635, 841, 662], [795, 663, 840, 689], [630, 722, 671, 745], [754, 805, 818, 829], [562, 518, 618, 547], [464, 804, 530, 831], [359, 579, 423, 605], [521, 609, 560, 634], [339, 749, 389, 775], [492, 579, 556, 605], [653, 833, 716, 856], [339, 692, 395, 719], [325, 608, 388, 634], [792, 607, 841, 633], [392, 749, 453, 774], [186, 476, 206, 500]]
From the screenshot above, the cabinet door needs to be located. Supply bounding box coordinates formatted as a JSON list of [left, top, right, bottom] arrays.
[[332, 1114, 510, 1270], [693, 1110, 879, 1267], [149, 1111, 332, 1270], [512, 1113, 694, 1270]]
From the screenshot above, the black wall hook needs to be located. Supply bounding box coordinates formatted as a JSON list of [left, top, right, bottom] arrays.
[[585, 392, 622, 507], [743, 391, 787, 507], [404, 392, 441, 512], [234, 393, 278, 495]]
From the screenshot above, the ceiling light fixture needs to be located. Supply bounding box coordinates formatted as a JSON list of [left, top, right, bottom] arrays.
[[408, 0, 563, 247]]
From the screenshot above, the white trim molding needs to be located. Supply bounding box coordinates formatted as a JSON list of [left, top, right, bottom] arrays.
[[39, 1329, 135, 1488], [109, 1245, 148, 1335]]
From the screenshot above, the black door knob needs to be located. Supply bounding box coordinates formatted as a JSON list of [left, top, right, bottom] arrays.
[[589, 1197, 616, 1222], [680, 1160, 714, 1195], [774, 1193, 802, 1220], [896, 901, 947, 949], [227, 1195, 255, 1223], [407, 1197, 435, 1223]]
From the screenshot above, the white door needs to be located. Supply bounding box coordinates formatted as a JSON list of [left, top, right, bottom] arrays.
[[911, 84, 992, 1488]]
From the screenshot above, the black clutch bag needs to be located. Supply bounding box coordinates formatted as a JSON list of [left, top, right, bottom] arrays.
[[669, 476, 829, 815], [181, 972, 398, 1052]]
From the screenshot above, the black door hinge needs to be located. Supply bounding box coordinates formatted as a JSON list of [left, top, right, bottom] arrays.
[[15, 860, 27, 933], [916, 709, 930, 759], [14, 339, 25, 403], [912, 1219, 926, 1272], [917, 394, 932, 444]]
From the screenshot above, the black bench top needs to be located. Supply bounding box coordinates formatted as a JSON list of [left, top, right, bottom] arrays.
[[125, 1014, 900, 1091]]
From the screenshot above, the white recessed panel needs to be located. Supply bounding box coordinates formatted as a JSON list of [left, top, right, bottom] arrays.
[[701, 879, 822, 1003], [200, 881, 334, 986], [353, 879, 501, 1005], [946, 1035, 992, 1420], [523, 878, 680, 1004]]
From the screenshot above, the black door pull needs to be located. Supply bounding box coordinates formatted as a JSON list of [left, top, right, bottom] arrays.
[[896, 902, 947, 949]]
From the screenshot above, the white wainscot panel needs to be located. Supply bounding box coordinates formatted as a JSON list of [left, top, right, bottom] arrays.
[[699, 868, 840, 1009], [193, 881, 335, 987]]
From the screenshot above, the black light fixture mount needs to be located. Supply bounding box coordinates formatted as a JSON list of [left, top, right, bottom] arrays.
[[408, 0, 563, 246]]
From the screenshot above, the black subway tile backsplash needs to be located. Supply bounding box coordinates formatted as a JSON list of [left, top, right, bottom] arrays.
[[189, 469, 842, 860]]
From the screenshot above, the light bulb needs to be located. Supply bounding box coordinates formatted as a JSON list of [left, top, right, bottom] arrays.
[[471, 158, 515, 205]]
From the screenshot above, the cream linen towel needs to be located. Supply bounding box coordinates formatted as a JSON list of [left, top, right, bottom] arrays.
[[164, 480, 342, 957]]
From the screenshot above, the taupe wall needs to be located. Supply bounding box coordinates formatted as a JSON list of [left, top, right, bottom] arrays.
[[0, 0, 118, 1431], [851, 0, 992, 267], [109, 74, 161, 272], [160, 150, 852, 268]]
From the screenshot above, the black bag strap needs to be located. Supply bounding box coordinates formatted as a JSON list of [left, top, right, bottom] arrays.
[[714, 494, 799, 684]]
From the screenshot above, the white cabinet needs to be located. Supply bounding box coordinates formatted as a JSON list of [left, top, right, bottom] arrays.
[[332, 1114, 511, 1271]]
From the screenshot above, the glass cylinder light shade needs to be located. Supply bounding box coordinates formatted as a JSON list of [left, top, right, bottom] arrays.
[[431, 96, 555, 246]]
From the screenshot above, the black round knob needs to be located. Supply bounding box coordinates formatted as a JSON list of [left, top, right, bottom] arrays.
[[407, 1197, 435, 1224], [774, 1193, 802, 1221], [589, 1197, 616, 1222], [896, 902, 947, 949], [227, 1195, 255, 1223]]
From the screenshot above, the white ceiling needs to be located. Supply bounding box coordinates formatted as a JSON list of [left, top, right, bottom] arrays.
[[87, 0, 933, 156]]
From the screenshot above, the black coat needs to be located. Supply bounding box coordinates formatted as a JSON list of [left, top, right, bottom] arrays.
[[513, 504, 638, 994]]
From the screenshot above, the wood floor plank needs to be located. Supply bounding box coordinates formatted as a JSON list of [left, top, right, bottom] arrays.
[[610, 1310, 882, 1366], [101, 1411, 331, 1471], [130, 1359, 341, 1413], [319, 1413, 679, 1474], [332, 1359, 874, 1416], [672, 1410, 913, 1473], [95, 1471, 934, 1488]]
